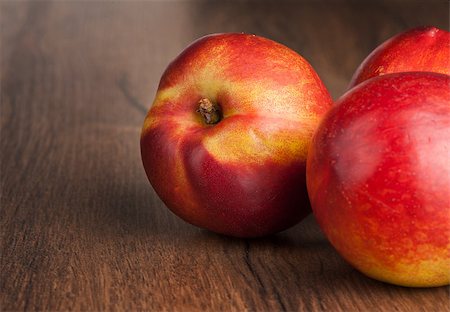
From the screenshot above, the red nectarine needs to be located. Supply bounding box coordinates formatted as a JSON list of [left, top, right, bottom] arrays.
[[349, 26, 450, 88], [141, 33, 332, 237], [307, 72, 450, 287]]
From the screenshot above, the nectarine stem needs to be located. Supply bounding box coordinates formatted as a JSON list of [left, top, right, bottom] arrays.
[[197, 98, 222, 125]]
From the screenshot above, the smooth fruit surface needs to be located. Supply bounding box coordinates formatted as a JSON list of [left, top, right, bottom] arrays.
[[141, 33, 332, 237], [349, 26, 450, 88], [307, 72, 450, 287]]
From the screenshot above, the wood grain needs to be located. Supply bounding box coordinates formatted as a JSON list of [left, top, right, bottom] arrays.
[[1, 1, 449, 311]]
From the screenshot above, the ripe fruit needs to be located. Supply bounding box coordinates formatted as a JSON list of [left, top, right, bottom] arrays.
[[141, 33, 332, 237], [349, 26, 450, 88], [307, 72, 450, 287]]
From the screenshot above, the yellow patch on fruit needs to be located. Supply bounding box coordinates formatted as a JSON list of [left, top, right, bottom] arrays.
[[362, 256, 450, 287], [327, 219, 450, 287], [202, 116, 313, 164]]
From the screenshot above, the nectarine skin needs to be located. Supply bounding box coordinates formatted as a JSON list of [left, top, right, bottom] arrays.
[[307, 72, 450, 287], [141, 33, 332, 237], [349, 26, 450, 88]]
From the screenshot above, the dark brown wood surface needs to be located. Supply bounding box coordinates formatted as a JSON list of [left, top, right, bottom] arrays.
[[1, 1, 449, 311]]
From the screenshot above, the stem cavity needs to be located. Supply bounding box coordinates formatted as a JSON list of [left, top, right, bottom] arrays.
[[197, 98, 222, 125]]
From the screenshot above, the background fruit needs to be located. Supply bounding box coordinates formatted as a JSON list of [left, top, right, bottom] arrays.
[[349, 26, 450, 88], [307, 72, 450, 287], [141, 33, 332, 237]]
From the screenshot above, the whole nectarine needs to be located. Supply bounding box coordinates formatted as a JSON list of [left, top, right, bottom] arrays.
[[141, 33, 332, 237], [307, 72, 450, 287]]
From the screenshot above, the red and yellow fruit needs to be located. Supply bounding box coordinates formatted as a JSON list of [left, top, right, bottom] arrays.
[[349, 26, 450, 88], [307, 72, 450, 287], [141, 33, 332, 237]]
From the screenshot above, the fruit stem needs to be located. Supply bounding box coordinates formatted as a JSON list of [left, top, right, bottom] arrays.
[[197, 98, 222, 125]]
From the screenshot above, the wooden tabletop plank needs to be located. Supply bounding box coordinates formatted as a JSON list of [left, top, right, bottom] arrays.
[[1, 1, 449, 311]]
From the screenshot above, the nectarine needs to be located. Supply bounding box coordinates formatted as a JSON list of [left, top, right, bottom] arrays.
[[141, 33, 332, 237]]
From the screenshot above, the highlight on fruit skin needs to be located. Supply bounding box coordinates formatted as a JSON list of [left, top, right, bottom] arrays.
[[349, 26, 450, 88], [140, 33, 332, 238], [307, 72, 450, 287]]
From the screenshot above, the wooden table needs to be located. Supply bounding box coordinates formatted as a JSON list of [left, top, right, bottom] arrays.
[[1, 1, 449, 311]]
